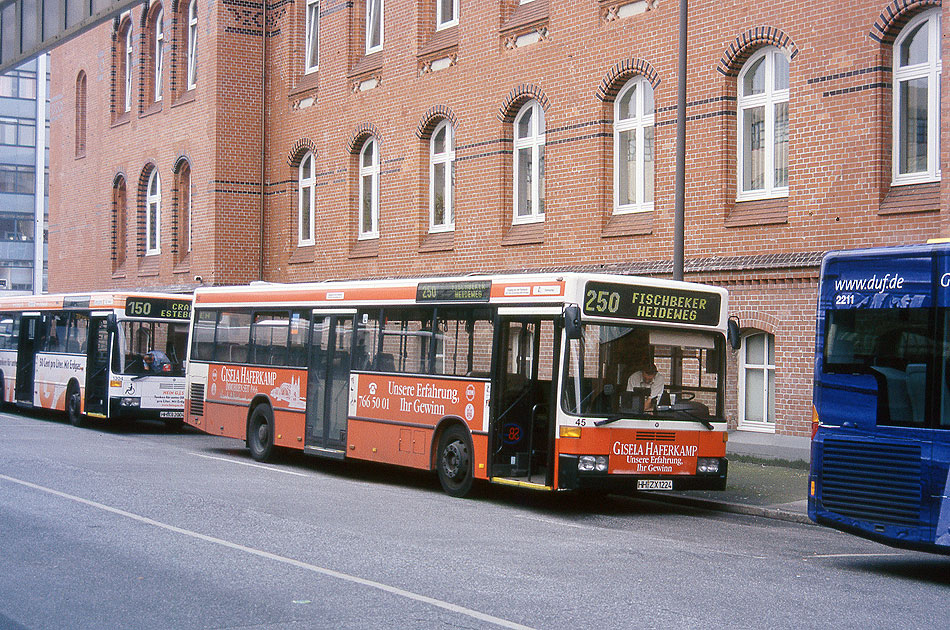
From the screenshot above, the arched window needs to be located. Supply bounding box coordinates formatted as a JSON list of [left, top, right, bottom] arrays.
[[365, 0, 383, 54], [146, 169, 161, 254], [893, 9, 942, 184], [737, 47, 789, 200], [429, 120, 455, 232], [75, 71, 86, 157], [613, 77, 654, 213], [153, 6, 164, 102], [738, 331, 776, 430], [176, 161, 192, 254], [118, 19, 133, 113], [359, 138, 379, 239], [187, 0, 198, 89], [513, 99, 545, 223], [305, 0, 320, 73], [113, 176, 127, 268], [298, 152, 315, 246]]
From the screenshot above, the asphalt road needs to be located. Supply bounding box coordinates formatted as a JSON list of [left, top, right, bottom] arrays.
[[1, 410, 948, 630]]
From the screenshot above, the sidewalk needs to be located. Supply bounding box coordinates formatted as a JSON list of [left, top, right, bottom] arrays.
[[641, 430, 813, 524]]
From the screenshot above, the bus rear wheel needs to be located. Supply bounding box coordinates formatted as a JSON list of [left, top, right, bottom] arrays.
[[66, 383, 83, 428], [437, 425, 474, 497], [248, 405, 274, 462]]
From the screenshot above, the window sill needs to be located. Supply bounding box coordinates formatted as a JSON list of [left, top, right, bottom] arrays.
[[288, 245, 316, 264], [349, 52, 383, 79], [420, 231, 455, 253], [140, 100, 163, 118], [350, 238, 379, 259], [74, 151, 86, 160], [172, 255, 192, 274], [502, 221, 544, 246], [290, 71, 319, 98], [500, 0, 549, 35], [726, 196, 788, 228], [419, 25, 458, 59], [172, 89, 196, 108], [111, 112, 131, 128], [602, 211, 653, 238], [879, 181, 940, 215], [736, 422, 776, 434]]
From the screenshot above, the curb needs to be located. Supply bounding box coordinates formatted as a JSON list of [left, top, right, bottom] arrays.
[[635, 492, 814, 525]]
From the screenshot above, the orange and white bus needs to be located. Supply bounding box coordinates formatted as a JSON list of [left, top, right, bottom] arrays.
[[0, 292, 191, 428], [185, 273, 738, 496]]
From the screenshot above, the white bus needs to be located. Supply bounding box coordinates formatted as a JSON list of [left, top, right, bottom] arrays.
[[0, 292, 191, 428]]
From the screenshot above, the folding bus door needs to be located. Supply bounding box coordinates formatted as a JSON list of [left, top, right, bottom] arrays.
[[84, 316, 111, 417], [15, 315, 42, 404], [304, 312, 355, 456], [490, 315, 560, 487]]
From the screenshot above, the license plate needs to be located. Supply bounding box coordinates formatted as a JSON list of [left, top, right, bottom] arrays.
[[160, 411, 184, 419], [637, 479, 673, 491]]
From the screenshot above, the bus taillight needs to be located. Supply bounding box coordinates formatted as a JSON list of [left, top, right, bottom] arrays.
[[811, 405, 820, 439]]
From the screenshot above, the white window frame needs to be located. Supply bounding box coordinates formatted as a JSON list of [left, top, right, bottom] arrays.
[[186, 169, 192, 252], [305, 0, 320, 73], [365, 0, 383, 55], [512, 99, 545, 224], [429, 120, 455, 233], [736, 46, 789, 201], [146, 170, 161, 255], [613, 77, 655, 214], [186, 0, 198, 90], [892, 9, 942, 186], [154, 8, 164, 102], [298, 152, 316, 246], [738, 331, 775, 432], [124, 23, 133, 113], [436, 0, 458, 30], [358, 138, 380, 240]]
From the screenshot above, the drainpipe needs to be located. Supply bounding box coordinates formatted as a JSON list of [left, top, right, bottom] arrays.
[[259, 1, 267, 281], [34, 53, 47, 294]]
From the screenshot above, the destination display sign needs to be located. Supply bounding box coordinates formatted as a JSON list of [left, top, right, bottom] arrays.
[[416, 280, 491, 303], [583, 281, 721, 326], [125, 297, 191, 320]]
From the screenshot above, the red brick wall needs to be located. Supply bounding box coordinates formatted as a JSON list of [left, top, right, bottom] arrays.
[[49, 0, 950, 435]]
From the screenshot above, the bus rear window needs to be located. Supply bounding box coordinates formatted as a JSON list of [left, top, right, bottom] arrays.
[[824, 308, 931, 373]]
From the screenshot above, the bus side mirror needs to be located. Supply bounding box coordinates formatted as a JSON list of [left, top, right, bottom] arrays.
[[727, 317, 741, 351], [106, 313, 118, 334], [564, 305, 582, 340]]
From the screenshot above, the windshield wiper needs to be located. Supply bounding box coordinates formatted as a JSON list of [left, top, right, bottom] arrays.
[[594, 414, 623, 427]]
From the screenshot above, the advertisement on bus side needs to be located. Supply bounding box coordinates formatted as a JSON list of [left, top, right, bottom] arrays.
[[352, 373, 490, 432], [205, 364, 306, 411]]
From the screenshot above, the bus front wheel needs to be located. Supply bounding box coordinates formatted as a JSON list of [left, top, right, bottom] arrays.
[[437, 425, 474, 497], [66, 383, 83, 428], [248, 405, 274, 462]]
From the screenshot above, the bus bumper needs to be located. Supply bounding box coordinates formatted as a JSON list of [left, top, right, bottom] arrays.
[[557, 454, 728, 492]]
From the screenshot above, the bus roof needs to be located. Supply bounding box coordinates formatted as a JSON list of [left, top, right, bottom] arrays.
[[0, 291, 191, 312], [193, 272, 729, 329]]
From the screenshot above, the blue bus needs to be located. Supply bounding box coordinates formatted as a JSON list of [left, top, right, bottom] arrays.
[[809, 243, 950, 554]]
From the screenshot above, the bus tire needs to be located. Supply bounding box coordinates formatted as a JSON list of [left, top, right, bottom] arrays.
[[66, 382, 83, 428], [248, 404, 274, 462], [437, 425, 474, 497]]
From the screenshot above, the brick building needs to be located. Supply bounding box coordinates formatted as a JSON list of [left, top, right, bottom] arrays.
[[48, 0, 948, 440]]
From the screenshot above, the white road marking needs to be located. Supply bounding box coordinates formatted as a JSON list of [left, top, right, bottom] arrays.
[[189, 452, 311, 477], [808, 553, 906, 559], [0, 473, 536, 630]]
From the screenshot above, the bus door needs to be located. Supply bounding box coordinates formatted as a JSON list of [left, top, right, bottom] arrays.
[[84, 315, 111, 417], [490, 314, 560, 486], [15, 314, 43, 404], [304, 311, 355, 456]]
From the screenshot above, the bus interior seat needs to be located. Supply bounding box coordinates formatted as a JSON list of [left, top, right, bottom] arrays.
[[375, 353, 395, 372]]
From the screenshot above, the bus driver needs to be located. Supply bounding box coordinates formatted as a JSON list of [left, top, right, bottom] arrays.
[[627, 363, 665, 411]]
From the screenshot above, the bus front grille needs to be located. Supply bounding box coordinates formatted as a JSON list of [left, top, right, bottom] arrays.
[[820, 438, 922, 527], [190, 383, 205, 416]]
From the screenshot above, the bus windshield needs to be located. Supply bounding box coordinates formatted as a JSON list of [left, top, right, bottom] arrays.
[[113, 320, 189, 376], [562, 323, 723, 420]]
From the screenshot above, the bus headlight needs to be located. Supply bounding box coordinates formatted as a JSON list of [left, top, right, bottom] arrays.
[[697, 458, 720, 474], [578, 455, 609, 472]]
